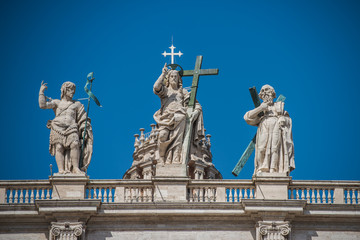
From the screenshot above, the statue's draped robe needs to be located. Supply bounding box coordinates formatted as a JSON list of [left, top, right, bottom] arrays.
[[154, 86, 204, 164], [244, 101, 294, 174], [47, 100, 93, 171]]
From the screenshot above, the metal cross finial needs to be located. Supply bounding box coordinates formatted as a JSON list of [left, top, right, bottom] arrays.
[[162, 44, 183, 64]]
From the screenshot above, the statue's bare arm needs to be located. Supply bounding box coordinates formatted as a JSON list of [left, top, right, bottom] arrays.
[[39, 81, 57, 109], [153, 63, 168, 92]]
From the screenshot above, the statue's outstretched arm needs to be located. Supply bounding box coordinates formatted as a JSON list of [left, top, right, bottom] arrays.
[[39, 81, 56, 109]]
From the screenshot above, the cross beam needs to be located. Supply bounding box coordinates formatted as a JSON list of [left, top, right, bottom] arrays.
[[231, 87, 286, 176], [181, 56, 219, 171], [162, 44, 183, 64], [183, 55, 219, 109]]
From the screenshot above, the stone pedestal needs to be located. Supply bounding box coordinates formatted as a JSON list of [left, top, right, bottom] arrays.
[[253, 173, 291, 200], [155, 164, 187, 177], [153, 177, 189, 202], [50, 173, 89, 200]]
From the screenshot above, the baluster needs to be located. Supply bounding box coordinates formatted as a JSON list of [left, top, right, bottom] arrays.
[[237, 188, 242, 200], [199, 188, 204, 202], [316, 189, 320, 204], [351, 188, 356, 204], [30, 189, 35, 203], [25, 189, 29, 203], [40, 188, 45, 200], [249, 188, 254, 199], [234, 188, 238, 202], [109, 188, 113, 203], [289, 188, 294, 199], [229, 188, 233, 202], [295, 188, 299, 200], [103, 188, 108, 203], [305, 188, 310, 203], [322, 188, 326, 203], [346, 188, 351, 204], [144, 188, 148, 202], [46, 188, 51, 199], [244, 188, 248, 199], [300, 188, 305, 200], [203, 188, 208, 202], [14, 189, 19, 203], [19, 189, 24, 203], [310, 188, 315, 203], [8, 189, 13, 203], [98, 188, 103, 202]]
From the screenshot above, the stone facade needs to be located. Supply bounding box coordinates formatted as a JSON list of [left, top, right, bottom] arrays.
[[0, 177, 359, 240]]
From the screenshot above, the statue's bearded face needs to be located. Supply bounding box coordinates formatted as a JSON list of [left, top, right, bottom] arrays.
[[259, 85, 276, 104], [169, 72, 179, 89]]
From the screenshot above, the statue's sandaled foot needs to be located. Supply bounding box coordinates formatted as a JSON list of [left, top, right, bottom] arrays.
[[58, 170, 66, 174]]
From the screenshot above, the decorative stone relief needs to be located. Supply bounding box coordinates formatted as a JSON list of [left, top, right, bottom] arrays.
[[257, 221, 291, 240], [50, 222, 85, 240]]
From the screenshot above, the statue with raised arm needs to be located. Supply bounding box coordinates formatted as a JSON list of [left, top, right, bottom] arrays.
[[153, 64, 204, 164], [244, 85, 294, 175], [39, 81, 93, 174]]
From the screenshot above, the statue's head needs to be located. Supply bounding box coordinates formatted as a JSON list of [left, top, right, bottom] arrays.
[[60, 81, 76, 100], [165, 70, 182, 90], [259, 84, 276, 103]]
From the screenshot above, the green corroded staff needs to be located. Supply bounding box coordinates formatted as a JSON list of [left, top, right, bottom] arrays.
[[80, 72, 102, 169], [232, 87, 285, 176]]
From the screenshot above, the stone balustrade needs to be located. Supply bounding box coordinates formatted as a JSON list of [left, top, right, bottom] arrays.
[[187, 180, 255, 202], [289, 180, 360, 204], [0, 180, 52, 204], [1, 179, 359, 204]]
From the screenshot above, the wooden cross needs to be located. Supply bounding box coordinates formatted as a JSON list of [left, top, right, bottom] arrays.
[[181, 56, 219, 169], [231, 87, 286, 176], [162, 44, 183, 64]]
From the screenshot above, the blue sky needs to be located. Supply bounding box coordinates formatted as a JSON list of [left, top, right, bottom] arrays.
[[0, 0, 359, 181]]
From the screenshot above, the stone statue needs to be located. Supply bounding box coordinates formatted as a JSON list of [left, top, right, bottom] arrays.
[[153, 64, 204, 164], [244, 85, 294, 175], [39, 81, 93, 174]]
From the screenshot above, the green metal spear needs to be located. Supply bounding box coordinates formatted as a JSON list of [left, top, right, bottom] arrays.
[[79, 72, 102, 169]]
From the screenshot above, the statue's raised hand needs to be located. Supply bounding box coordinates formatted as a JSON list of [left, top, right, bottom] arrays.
[[162, 63, 168, 75], [40, 81, 48, 93]]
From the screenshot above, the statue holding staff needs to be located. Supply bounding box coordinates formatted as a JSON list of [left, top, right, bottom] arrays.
[[39, 81, 93, 174], [244, 84, 294, 175]]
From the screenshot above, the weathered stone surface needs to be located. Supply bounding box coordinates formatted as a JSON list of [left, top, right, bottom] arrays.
[[39, 81, 93, 174], [244, 85, 294, 176]]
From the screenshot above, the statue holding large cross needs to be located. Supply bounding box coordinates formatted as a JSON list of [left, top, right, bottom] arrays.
[[242, 84, 295, 176], [153, 56, 218, 171]]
